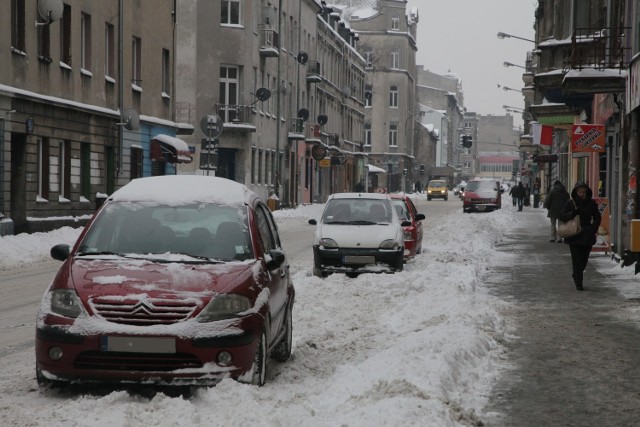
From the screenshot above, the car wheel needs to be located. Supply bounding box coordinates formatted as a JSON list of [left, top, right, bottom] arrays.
[[36, 367, 65, 389], [444, 197, 448, 201], [271, 304, 293, 363], [250, 330, 268, 386], [427, 197, 432, 201], [346, 272, 359, 278], [313, 267, 328, 278], [392, 255, 403, 272]]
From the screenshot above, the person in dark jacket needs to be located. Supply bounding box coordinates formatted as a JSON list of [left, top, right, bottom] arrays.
[[512, 182, 527, 211], [559, 181, 601, 291], [543, 180, 570, 242]]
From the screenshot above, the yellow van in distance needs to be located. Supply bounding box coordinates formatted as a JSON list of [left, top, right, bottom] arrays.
[[426, 180, 449, 201]]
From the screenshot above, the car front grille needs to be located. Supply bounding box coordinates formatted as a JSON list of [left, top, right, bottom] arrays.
[[90, 297, 199, 326], [74, 351, 202, 371]]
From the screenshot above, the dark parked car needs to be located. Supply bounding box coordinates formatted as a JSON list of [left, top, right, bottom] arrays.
[[36, 175, 294, 387], [390, 194, 425, 261]]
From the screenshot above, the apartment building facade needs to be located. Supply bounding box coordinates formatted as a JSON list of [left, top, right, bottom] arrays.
[[1, 0, 188, 235]]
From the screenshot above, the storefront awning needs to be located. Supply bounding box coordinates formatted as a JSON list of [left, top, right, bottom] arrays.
[[151, 134, 193, 164], [367, 164, 387, 173]]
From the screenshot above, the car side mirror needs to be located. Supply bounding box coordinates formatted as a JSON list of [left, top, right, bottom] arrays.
[[401, 220, 411, 227], [415, 213, 425, 221], [51, 244, 71, 261], [267, 249, 286, 270], [308, 219, 317, 225]]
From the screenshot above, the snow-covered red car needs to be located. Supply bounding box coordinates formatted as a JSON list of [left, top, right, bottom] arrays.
[[36, 175, 294, 387], [390, 194, 425, 261], [462, 179, 503, 213]]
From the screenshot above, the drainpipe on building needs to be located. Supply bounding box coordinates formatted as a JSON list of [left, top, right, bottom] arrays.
[[118, 0, 124, 178], [274, 0, 283, 200]]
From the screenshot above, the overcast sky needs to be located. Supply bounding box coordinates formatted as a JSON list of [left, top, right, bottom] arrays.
[[405, 0, 536, 129]]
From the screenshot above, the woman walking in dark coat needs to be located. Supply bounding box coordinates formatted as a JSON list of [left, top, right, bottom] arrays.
[[559, 182, 601, 290], [513, 182, 526, 211], [543, 180, 570, 242]]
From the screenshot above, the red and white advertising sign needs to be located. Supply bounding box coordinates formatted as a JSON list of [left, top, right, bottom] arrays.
[[571, 124, 606, 153]]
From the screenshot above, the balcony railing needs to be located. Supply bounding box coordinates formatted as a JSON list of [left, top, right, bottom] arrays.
[[289, 118, 304, 134], [569, 27, 630, 70], [214, 104, 255, 126], [259, 27, 279, 57]]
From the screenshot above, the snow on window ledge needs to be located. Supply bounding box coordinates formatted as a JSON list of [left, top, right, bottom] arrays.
[[59, 61, 72, 71], [161, 91, 171, 99], [105, 75, 116, 84], [79, 196, 90, 203], [36, 196, 49, 204], [81, 68, 93, 77], [132, 83, 143, 93], [59, 196, 71, 204]]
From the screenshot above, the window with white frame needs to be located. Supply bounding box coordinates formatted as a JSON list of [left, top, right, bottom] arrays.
[[389, 123, 398, 147], [365, 123, 372, 146], [132, 36, 142, 88], [219, 65, 239, 121], [389, 85, 398, 108], [221, 0, 241, 25], [11, 0, 26, 52], [391, 15, 399, 30], [104, 23, 114, 78], [391, 48, 400, 69], [364, 49, 373, 67], [81, 12, 92, 72]]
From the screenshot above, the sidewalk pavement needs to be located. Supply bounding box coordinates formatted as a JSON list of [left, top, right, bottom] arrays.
[[481, 203, 640, 426]]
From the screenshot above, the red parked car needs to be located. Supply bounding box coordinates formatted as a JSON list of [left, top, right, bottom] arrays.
[[462, 179, 503, 213], [390, 194, 425, 260], [36, 175, 294, 387]]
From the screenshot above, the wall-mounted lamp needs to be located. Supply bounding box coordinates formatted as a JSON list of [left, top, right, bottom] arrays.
[[497, 84, 523, 93], [503, 61, 527, 70], [497, 32, 535, 43]]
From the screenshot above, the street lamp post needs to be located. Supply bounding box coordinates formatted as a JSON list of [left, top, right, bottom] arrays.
[[497, 32, 535, 43], [498, 84, 523, 93]]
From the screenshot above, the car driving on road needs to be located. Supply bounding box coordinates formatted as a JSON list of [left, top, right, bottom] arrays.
[[36, 175, 294, 387], [462, 179, 503, 213]]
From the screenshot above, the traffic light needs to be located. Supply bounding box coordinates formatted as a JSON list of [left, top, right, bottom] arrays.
[[403, 168, 408, 176], [420, 164, 425, 175], [462, 135, 473, 148]]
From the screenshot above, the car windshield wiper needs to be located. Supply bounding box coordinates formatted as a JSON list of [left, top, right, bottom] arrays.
[[170, 252, 225, 263], [348, 220, 379, 225], [325, 220, 349, 224], [77, 251, 126, 257]]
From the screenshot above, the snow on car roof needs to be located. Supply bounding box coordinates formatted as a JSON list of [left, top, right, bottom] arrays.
[[108, 175, 254, 206]]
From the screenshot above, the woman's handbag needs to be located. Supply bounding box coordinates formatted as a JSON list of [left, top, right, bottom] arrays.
[[557, 201, 581, 238]]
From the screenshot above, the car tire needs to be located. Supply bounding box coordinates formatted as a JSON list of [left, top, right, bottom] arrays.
[[346, 272, 359, 278], [392, 255, 403, 272], [271, 303, 293, 363], [313, 267, 328, 278], [250, 330, 268, 386], [444, 197, 448, 201], [36, 367, 65, 389], [427, 197, 432, 201]]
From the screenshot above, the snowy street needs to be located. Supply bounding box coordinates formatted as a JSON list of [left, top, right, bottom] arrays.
[[1, 194, 638, 426]]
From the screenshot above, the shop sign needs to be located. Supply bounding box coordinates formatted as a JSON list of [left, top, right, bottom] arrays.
[[318, 158, 331, 167], [571, 124, 605, 153], [532, 154, 558, 163]]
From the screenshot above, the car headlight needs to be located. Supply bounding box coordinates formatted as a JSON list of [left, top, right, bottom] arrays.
[[50, 289, 84, 318], [197, 294, 252, 322], [319, 238, 338, 249], [380, 239, 399, 250]]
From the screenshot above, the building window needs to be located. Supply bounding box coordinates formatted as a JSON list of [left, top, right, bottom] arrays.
[[80, 143, 91, 200], [391, 15, 399, 30], [37, 19, 51, 62], [365, 84, 372, 107], [162, 49, 170, 95], [132, 36, 142, 88], [130, 147, 143, 180], [58, 140, 71, 200], [38, 138, 50, 200], [219, 65, 239, 121], [391, 49, 400, 69], [364, 123, 372, 146], [81, 13, 92, 72], [221, 0, 241, 25], [11, 0, 25, 53], [389, 85, 398, 108], [364, 49, 373, 67], [60, 4, 72, 65], [389, 123, 398, 147], [251, 147, 256, 184], [258, 149, 263, 184], [105, 23, 115, 78]]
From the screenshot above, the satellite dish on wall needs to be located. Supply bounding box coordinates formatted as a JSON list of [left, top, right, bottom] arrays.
[[317, 114, 328, 126], [37, 0, 63, 26], [341, 86, 352, 98], [256, 88, 271, 102], [121, 108, 140, 131], [297, 52, 309, 65], [297, 108, 310, 122]]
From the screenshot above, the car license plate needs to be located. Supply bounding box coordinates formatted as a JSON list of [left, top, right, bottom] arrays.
[[101, 336, 176, 353], [476, 205, 486, 211], [343, 255, 375, 264]]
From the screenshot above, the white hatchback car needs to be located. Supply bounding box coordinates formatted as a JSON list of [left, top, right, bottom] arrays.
[[308, 193, 406, 277]]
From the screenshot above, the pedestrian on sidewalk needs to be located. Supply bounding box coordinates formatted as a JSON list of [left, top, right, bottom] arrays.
[[513, 182, 526, 211], [559, 181, 601, 291], [543, 180, 570, 242], [532, 177, 541, 208], [509, 185, 517, 207]]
